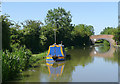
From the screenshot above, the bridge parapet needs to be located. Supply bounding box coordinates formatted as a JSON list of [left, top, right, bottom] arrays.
[[90, 35, 114, 39], [90, 35, 115, 46]]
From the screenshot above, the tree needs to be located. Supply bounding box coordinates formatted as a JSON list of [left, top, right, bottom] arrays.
[[1, 15, 12, 50], [40, 23, 55, 50], [100, 27, 117, 35], [114, 26, 120, 44], [21, 20, 43, 53], [73, 24, 94, 36], [45, 7, 74, 46], [71, 24, 94, 46], [10, 23, 21, 45]]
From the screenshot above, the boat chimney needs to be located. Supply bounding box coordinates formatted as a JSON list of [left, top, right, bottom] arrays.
[[53, 29, 57, 44]]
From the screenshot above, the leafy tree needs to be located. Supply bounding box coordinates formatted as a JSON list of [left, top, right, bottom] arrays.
[[45, 7, 74, 46], [114, 26, 120, 44], [40, 23, 54, 50], [100, 27, 117, 35], [72, 24, 94, 36], [10, 23, 23, 46], [1, 15, 13, 50], [71, 24, 94, 46], [21, 20, 43, 53]]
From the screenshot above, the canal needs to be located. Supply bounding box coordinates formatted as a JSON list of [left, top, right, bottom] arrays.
[[13, 45, 119, 82]]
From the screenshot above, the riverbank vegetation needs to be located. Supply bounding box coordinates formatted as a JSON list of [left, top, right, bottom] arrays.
[[2, 45, 32, 81]]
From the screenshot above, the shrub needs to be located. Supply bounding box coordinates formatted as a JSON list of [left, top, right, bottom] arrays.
[[2, 45, 32, 81]]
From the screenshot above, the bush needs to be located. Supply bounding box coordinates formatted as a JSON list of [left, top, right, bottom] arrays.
[[2, 45, 32, 81]]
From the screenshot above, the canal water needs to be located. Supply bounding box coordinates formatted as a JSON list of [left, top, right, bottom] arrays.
[[14, 45, 119, 82]]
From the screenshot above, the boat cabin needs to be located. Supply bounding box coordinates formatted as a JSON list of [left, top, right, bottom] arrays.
[[46, 43, 66, 61]]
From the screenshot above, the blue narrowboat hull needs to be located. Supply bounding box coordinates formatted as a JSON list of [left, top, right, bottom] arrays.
[[46, 43, 66, 62]]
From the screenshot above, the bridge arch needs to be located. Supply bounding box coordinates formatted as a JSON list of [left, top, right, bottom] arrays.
[[90, 35, 116, 46]]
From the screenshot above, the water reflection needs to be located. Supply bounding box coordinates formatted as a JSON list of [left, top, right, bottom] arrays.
[[90, 45, 116, 58], [95, 45, 110, 53], [104, 47, 120, 64], [46, 61, 65, 79], [66, 47, 94, 67]]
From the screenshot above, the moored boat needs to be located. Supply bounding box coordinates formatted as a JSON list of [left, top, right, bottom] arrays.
[[46, 43, 66, 61]]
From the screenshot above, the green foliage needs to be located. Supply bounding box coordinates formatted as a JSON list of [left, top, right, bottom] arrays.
[[2, 45, 32, 81], [21, 20, 43, 53], [114, 26, 120, 44], [45, 7, 74, 46], [40, 24, 54, 50], [71, 24, 94, 46], [72, 24, 94, 37], [1, 15, 12, 50], [10, 23, 23, 46], [100, 27, 117, 35], [45, 7, 72, 28], [29, 51, 47, 66]]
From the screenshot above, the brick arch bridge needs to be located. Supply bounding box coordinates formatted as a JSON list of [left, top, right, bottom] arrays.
[[90, 35, 116, 46]]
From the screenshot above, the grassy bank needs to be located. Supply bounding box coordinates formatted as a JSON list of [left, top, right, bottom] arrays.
[[29, 46, 69, 67], [28, 51, 48, 68], [28, 46, 70, 67]]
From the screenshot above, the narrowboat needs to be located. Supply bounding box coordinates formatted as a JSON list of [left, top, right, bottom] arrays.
[[46, 43, 66, 61]]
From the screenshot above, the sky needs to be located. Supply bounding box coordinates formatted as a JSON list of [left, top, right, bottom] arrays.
[[1, 0, 120, 2], [2, 2, 118, 35]]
